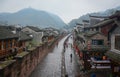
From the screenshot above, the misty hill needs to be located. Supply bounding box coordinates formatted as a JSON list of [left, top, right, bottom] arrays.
[[0, 8, 66, 29], [68, 6, 120, 30]]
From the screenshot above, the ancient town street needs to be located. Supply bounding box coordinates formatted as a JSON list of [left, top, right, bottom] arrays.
[[29, 35, 80, 77], [0, 2, 120, 77]]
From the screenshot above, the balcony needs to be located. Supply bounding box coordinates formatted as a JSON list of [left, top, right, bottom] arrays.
[[91, 57, 111, 69]]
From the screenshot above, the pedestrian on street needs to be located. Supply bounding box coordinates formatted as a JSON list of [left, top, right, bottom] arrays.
[[70, 53, 72, 59], [64, 45, 65, 49], [70, 53, 72, 63]]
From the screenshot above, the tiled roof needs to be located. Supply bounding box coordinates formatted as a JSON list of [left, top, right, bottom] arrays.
[[89, 15, 108, 18], [115, 20, 120, 27], [0, 26, 18, 40], [43, 31, 50, 37], [81, 45, 109, 52], [43, 28, 59, 37], [18, 31, 32, 41], [27, 26, 42, 32], [109, 11, 120, 19], [44, 27, 57, 30], [84, 31, 100, 37], [91, 19, 114, 28], [0, 26, 32, 41], [83, 20, 89, 23]]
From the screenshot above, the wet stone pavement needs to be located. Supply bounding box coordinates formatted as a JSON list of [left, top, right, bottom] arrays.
[[29, 36, 81, 77]]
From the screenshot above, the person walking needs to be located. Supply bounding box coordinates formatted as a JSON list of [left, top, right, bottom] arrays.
[[70, 53, 72, 63], [70, 53, 72, 59]]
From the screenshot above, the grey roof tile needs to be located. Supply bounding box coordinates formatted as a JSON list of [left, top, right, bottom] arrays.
[[27, 26, 42, 32], [0, 26, 18, 40]]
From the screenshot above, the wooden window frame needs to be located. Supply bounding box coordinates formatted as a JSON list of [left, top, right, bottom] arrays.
[[115, 35, 120, 51], [92, 39, 104, 45]]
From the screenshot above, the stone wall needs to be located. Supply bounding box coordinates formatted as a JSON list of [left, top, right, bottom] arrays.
[[0, 34, 66, 77]]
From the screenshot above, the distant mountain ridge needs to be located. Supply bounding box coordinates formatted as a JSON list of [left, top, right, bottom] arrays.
[[0, 8, 66, 29], [68, 6, 120, 30]]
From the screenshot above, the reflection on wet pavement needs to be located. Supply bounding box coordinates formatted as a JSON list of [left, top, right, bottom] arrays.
[[65, 37, 80, 77], [30, 36, 68, 77], [29, 36, 80, 77]]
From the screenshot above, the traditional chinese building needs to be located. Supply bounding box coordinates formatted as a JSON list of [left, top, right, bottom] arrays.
[[0, 26, 18, 60], [89, 15, 108, 26], [73, 30, 110, 71], [22, 26, 43, 46], [43, 27, 60, 45], [105, 11, 120, 77], [17, 31, 32, 53]]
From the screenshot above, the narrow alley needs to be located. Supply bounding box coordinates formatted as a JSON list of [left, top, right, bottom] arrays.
[[64, 36, 81, 77]]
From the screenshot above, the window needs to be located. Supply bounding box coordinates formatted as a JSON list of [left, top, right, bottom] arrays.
[[92, 39, 104, 45], [5, 41, 9, 49], [115, 36, 120, 51]]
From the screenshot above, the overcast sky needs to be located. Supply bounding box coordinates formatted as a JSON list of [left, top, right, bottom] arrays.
[[0, 0, 120, 23]]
